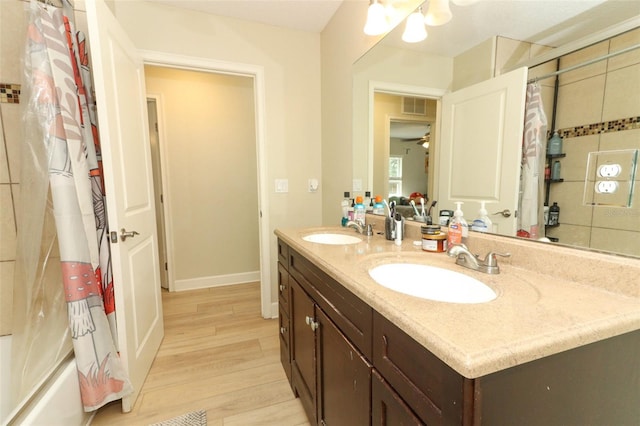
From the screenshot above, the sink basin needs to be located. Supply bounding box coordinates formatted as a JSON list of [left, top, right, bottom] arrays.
[[368, 263, 496, 304], [303, 233, 362, 245]]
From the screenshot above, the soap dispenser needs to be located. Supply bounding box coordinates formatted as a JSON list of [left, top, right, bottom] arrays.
[[547, 131, 563, 155], [471, 201, 492, 233], [447, 202, 468, 245], [354, 196, 366, 227]]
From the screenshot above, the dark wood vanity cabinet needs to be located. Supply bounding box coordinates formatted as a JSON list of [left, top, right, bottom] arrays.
[[277, 239, 640, 426], [279, 241, 373, 425]]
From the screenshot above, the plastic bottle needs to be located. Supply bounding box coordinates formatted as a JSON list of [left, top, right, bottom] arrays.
[[341, 192, 350, 226], [549, 202, 560, 226], [471, 201, 492, 233], [551, 160, 561, 180], [373, 195, 385, 215], [354, 196, 366, 227], [365, 191, 373, 212], [547, 131, 563, 155], [447, 202, 468, 245]]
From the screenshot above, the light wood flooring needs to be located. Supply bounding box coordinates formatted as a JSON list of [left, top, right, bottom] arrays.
[[91, 282, 309, 425]]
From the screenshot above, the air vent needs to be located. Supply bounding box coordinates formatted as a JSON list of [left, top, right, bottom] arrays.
[[402, 97, 427, 116]]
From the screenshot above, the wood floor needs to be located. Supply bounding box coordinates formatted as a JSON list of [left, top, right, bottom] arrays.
[[91, 282, 310, 426]]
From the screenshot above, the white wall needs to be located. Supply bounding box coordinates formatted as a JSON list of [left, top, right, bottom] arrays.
[[113, 1, 322, 300]]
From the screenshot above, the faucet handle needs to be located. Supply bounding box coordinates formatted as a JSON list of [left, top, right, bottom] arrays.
[[484, 251, 511, 267]]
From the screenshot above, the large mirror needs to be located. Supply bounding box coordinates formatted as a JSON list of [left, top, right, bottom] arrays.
[[352, 1, 640, 258]]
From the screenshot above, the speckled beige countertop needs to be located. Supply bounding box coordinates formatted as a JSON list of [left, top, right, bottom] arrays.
[[275, 214, 640, 379]]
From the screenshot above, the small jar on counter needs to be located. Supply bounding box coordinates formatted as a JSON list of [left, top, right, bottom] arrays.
[[421, 225, 448, 253]]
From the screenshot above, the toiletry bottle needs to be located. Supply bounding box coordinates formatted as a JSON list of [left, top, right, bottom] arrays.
[[341, 192, 351, 226], [549, 202, 560, 226], [547, 131, 563, 155], [394, 213, 403, 246], [551, 160, 561, 180], [365, 191, 373, 212], [447, 202, 468, 245], [373, 195, 385, 215], [471, 201, 492, 233], [354, 196, 366, 227], [348, 197, 355, 221]]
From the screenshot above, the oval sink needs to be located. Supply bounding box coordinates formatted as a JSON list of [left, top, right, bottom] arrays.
[[303, 233, 362, 245], [368, 263, 496, 304]]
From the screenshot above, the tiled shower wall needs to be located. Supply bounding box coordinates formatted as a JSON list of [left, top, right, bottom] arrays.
[[0, 0, 26, 336], [539, 28, 640, 257]]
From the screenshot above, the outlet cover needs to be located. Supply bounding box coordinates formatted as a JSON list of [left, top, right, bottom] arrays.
[[583, 149, 638, 207]]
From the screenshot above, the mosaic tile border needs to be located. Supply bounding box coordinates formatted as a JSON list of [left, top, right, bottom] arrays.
[[0, 83, 20, 104], [556, 116, 640, 138]]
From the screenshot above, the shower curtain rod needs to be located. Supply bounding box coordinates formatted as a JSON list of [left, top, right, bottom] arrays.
[[527, 43, 640, 84]]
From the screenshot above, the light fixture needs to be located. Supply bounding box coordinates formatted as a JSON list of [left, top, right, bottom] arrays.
[[402, 8, 427, 43], [425, 0, 452, 26], [363, 0, 389, 36], [452, 0, 479, 5]]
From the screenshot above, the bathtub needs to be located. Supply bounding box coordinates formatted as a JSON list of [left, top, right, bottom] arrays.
[[0, 336, 90, 426]]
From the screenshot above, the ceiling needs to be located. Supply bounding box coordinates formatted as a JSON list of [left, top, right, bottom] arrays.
[[148, 0, 639, 57]]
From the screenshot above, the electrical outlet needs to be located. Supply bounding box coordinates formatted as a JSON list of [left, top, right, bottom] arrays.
[[598, 164, 622, 177], [595, 181, 618, 194]]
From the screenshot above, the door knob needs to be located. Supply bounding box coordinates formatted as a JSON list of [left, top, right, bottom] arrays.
[[120, 228, 140, 241], [492, 209, 511, 218]]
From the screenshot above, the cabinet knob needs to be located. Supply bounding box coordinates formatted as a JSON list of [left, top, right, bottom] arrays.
[[310, 320, 319, 332], [280, 326, 286, 334], [305, 315, 312, 325], [279, 284, 286, 292]]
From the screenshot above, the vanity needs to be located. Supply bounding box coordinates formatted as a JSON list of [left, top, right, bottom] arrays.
[[275, 215, 640, 425]]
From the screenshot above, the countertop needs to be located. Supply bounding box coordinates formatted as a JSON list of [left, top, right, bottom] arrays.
[[275, 219, 640, 379]]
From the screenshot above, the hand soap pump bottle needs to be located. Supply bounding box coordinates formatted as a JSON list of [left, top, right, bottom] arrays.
[[373, 195, 385, 215], [471, 201, 492, 233], [354, 196, 366, 227], [547, 131, 563, 155], [341, 192, 350, 226], [447, 202, 468, 245]]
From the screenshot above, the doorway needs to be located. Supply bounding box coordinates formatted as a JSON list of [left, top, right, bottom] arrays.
[[142, 62, 270, 315]]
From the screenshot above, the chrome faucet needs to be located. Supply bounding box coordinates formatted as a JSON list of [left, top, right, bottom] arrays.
[[345, 220, 364, 234], [446, 244, 510, 274]]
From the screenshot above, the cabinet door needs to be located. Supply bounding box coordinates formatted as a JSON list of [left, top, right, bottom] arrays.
[[278, 304, 292, 385], [372, 370, 423, 426], [317, 308, 372, 426], [290, 278, 317, 424]]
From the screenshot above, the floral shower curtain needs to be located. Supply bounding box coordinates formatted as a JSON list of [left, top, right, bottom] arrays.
[[24, 0, 131, 411], [517, 82, 548, 239]]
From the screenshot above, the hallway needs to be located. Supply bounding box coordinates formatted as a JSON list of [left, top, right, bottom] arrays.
[[91, 283, 309, 425]]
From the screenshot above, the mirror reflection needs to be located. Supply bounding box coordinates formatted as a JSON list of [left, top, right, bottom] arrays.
[[354, 20, 640, 258]]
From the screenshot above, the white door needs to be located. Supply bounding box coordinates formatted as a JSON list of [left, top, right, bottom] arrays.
[[436, 67, 528, 235], [86, 0, 164, 412]]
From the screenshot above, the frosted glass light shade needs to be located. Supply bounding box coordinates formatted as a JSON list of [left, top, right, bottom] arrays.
[[452, 0, 479, 5], [364, 1, 389, 36], [425, 0, 452, 26], [402, 10, 427, 43]]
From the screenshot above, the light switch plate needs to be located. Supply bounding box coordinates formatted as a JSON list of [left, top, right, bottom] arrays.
[[308, 178, 319, 192], [275, 178, 288, 193], [583, 149, 638, 207]]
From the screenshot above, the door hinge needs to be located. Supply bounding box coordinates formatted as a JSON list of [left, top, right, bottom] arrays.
[[155, 122, 158, 132], [164, 262, 168, 271]]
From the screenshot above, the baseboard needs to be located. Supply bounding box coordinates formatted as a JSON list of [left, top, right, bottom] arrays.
[[174, 271, 261, 292]]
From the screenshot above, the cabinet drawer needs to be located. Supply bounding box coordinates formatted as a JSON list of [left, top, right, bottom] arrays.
[[277, 239, 289, 265], [278, 261, 290, 312], [373, 311, 469, 425], [289, 248, 373, 360]]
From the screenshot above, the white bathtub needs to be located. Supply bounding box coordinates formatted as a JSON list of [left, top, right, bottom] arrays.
[[0, 336, 90, 426]]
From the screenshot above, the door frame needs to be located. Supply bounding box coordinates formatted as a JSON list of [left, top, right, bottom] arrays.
[[367, 81, 446, 201], [140, 50, 272, 318]]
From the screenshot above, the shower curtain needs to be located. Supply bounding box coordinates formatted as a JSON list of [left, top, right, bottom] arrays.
[[517, 83, 548, 239], [19, 0, 132, 411]]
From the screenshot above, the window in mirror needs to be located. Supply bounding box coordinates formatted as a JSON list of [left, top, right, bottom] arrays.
[[389, 156, 403, 196]]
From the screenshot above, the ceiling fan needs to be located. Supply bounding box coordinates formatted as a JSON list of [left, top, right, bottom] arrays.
[[400, 124, 430, 147]]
